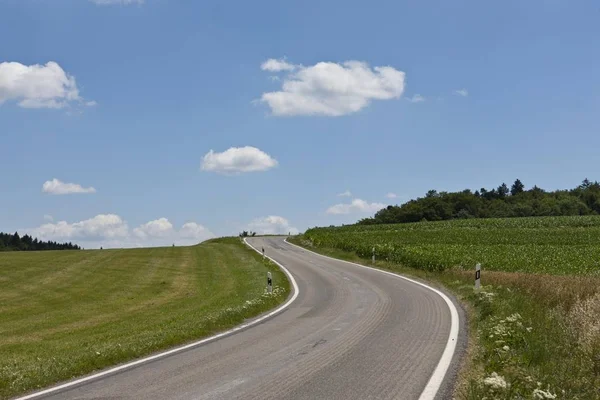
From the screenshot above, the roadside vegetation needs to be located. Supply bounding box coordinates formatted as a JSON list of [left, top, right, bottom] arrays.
[[291, 216, 600, 399], [0, 237, 289, 399]]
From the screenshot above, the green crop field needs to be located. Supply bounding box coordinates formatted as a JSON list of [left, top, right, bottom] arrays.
[[296, 216, 600, 398], [0, 238, 289, 399], [303, 216, 600, 275]]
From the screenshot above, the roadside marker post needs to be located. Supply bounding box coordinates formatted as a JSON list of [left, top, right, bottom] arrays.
[[267, 271, 273, 293], [475, 263, 481, 290], [262, 247, 265, 259], [372, 247, 375, 264]]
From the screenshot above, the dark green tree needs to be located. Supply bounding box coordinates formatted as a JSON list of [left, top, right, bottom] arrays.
[[497, 183, 510, 198], [511, 179, 525, 196], [10, 232, 22, 250], [357, 178, 596, 225]]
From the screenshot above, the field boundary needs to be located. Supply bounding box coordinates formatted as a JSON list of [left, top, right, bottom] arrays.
[[14, 239, 299, 400], [284, 238, 459, 400]]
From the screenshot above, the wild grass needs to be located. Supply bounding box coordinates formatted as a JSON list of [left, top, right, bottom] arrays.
[[0, 237, 289, 399]]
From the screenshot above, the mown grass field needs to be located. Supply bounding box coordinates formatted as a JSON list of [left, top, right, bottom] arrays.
[[293, 216, 600, 399], [0, 237, 289, 399], [305, 216, 600, 275]]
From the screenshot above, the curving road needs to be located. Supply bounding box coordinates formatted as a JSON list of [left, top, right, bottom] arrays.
[[21, 237, 464, 400]]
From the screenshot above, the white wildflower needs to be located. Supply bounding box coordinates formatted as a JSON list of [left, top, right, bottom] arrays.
[[483, 372, 507, 390], [505, 313, 522, 322], [533, 388, 557, 399], [480, 291, 496, 299], [492, 323, 511, 337], [526, 327, 533, 332], [502, 345, 510, 351]]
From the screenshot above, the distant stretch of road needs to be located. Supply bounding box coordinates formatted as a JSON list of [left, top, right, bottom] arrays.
[[22, 237, 464, 400]]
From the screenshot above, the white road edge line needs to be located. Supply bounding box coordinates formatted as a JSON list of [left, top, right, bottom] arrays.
[[14, 238, 299, 400], [284, 238, 459, 400]]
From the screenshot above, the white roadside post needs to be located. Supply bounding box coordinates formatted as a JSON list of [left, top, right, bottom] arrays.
[[267, 271, 273, 293], [372, 247, 375, 264], [475, 263, 481, 290]]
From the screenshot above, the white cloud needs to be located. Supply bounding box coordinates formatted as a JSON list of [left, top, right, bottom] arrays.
[[455, 89, 468, 97], [259, 59, 405, 116], [0, 61, 88, 109], [42, 178, 96, 195], [408, 94, 425, 103], [90, 0, 144, 5], [132, 218, 213, 246], [43, 214, 54, 222], [326, 199, 386, 215], [201, 146, 278, 174], [86, 100, 98, 107], [22, 214, 214, 249], [385, 193, 398, 199], [261, 58, 296, 72], [133, 217, 173, 239], [179, 222, 213, 240], [26, 214, 129, 241], [247, 216, 299, 235], [337, 190, 352, 197]]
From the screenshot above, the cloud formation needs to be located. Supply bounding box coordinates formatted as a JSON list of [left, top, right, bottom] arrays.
[[42, 179, 96, 195], [408, 94, 425, 103], [455, 89, 468, 97], [326, 199, 386, 215], [201, 146, 278, 174], [132, 218, 213, 246], [337, 190, 352, 197], [385, 193, 398, 199], [259, 59, 405, 116], [26, 214, 129, 241], [0, 61, 92, 109], [23, 215, 214, 248], [133, 218, 173, 239], [261, 58, 296, 72], [247, 216, 299, 235]]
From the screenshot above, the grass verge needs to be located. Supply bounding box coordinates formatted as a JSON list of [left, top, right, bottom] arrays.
[[289, 236, 600, 400], [0, 237, 289, 399]]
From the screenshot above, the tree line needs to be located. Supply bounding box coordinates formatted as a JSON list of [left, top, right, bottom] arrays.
[[0, 232, 81, 251], [358, 179, 600, 225], [239, 231, 257, 237]]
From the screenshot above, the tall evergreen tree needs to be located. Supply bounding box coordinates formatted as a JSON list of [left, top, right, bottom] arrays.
[[0, 232, 81, 251], [497, 183, 510, 198], [511, 179, 525, 195]]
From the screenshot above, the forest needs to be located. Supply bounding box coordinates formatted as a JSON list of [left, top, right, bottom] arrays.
[[359, 179, 600, 225], [0, 232, 81, 251]]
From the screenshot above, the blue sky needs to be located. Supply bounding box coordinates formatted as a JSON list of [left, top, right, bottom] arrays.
[[1, 0, 599, 248]]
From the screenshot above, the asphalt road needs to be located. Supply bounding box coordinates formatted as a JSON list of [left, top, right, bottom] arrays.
[[27, 237, 464, 400]]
